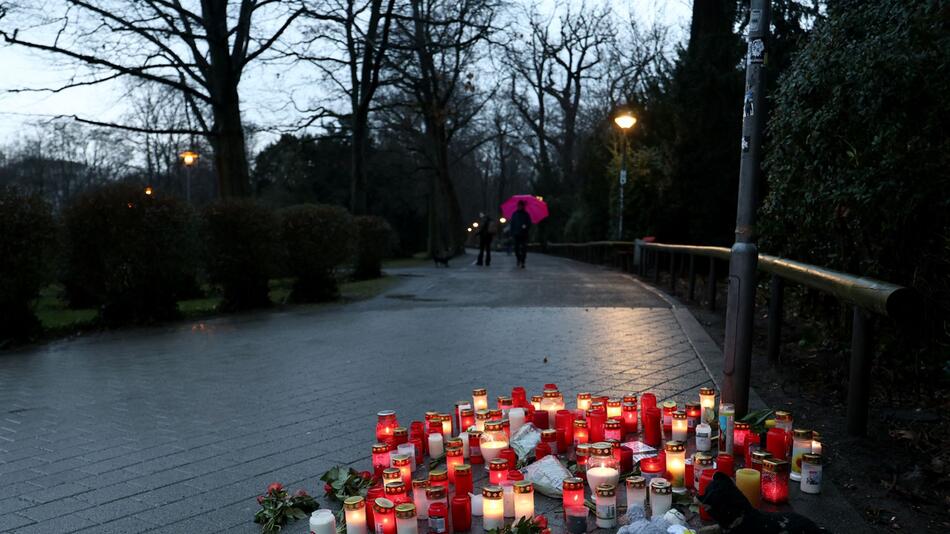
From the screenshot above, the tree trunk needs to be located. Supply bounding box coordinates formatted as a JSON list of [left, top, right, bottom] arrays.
[[426, 119, 464, 256], [210, 91, 252, 198]]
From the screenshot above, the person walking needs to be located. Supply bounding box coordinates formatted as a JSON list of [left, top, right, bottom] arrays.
[[476, 212, 495, 266], [509, 200, 533, 268]]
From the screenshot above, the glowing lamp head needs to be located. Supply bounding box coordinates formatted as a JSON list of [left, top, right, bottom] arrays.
[[499, 217, 507, 223], [614, 112, 637, 130], [179, 150, 199, 167], [144, 186, 153, 196]]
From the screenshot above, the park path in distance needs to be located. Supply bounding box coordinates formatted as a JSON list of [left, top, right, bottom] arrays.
[[0, 251, 714, 533]]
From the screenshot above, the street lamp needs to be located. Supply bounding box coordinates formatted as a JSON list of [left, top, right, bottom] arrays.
[[144, 186, 153, 196], [179, 150, 199, 203], [499, 217, 507, 224], [613, 111, 637, 239], [473, 222, 480, 228]]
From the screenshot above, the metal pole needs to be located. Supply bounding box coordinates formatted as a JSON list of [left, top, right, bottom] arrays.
[[688, 255, 697, 301], [186, 166, 192, 204], [767, 276, 784, 365], [722, 0, 770, 418], [669, 253, 677, 293], [847, 306, 872, 435], [619, 134, 627, 239]]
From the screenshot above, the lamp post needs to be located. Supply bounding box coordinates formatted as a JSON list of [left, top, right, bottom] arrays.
[[613, 112, 637, 239], [178, 150, 199, 203]]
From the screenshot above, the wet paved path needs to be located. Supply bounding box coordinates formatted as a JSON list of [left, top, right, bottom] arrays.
[[0, 251, 715, 533]]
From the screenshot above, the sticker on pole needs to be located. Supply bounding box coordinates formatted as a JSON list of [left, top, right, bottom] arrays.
[[748, 39, 765, 64], [742, 136, 751, 152], [743, 90, 754, 117], [749, 9, 762, 33], [620, 169, 627, 185]]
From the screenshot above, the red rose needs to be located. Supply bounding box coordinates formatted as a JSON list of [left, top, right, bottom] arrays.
[[296, 489, 309, 497], [256, 495, 265, 505], [360, 471, 372, 480], [324, 482, 333, 495], [533, 515, 548, 529], [267, 482, 283, 495]]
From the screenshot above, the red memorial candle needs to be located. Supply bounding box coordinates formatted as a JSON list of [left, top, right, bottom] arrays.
[[459, 409, 475, 433], [573, 419, 589, 448], [685, 402, 701, 434], [535, 441, 551, 461], [643, 406, 662, 447], [619, 445, 633, 474], [376, 411, 399, 444], [562, 477, 585, 509], [641, 393, 657, 411], [373, 498, 396, 534], [445, 446, 464, 485], [452, 494, 472, 532], [500, 448, 517, 470], [372, 443, 390, 477], [640, 456, 664, 483], [761, 458, 790, 504], [766, 428, 788, 460], [716, 453, 735, 477], [512, 387, 527, 407], [488, 458, 508, 485], [556, 409, 575, 449], [587, 408, 606, 444], [698, 470, 715, 521], [734, 422, 752, 459], [532, 409, 549, 430], [366, 485, 384, 531], [622, 402, 638, 437], [454, 464, 473, 497]]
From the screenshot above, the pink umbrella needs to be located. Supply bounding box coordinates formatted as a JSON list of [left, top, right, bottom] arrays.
[[501, 195, 549, 224]]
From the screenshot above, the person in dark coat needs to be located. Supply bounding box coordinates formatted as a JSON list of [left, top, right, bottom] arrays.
[[476, 212, 495, 266], [509, 201, 533, 268]]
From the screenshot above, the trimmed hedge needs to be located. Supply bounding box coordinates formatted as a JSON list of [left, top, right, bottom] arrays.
[[353, 215, 394, 280], [61, 183, 199, 324], [203, 199, 280, 311], [0, 187, 56, 341], [279, 204, 354, 301]]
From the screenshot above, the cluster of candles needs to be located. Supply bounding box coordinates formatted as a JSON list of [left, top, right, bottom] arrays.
[[311, 385, 826, 534]]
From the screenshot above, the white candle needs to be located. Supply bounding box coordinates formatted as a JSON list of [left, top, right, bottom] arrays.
[[509, 408, 526, 435], [308, 509, 335, 534], [585, 466, 620, 492], [480, 441, 505, 463], [470, 492, 483, 516], [412, 481, 428, 520], [458, 431, 470, 458], [440, 414, 452, 441], [625, 477, 646, 510], [482, 487, 504, 530], [672, 411, 688, 442], [343, 497, 366, 534], [397, 443, 416, 471], [395, 504, 418, 534], [428, 433, 444, 458], [513, 481, 534, 521]]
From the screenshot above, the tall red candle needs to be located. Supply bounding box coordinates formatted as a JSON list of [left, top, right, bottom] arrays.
[[535, 441, 551, 460], [556, 409, 575, 449], [716, 453, 735, 477], [573, 419, 589, 447], [641, 393, 657, 411], [643, 406, 661, 447], [366, 485, 384, 531], [512, 387, 527, 407], [619, 445, 633, 473], [532, 409, 549, 430], [766, 428, 788, 460], [698, 470, 716, 521], [587, 408, 606, 443], [622, 402, 638, 437], [500, 448, 517, 470], [454, 464, 473, 497], [451, 494, 472, 531]]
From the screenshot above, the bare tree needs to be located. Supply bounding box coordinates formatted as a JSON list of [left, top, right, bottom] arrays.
[[0, 0, 306, 197]]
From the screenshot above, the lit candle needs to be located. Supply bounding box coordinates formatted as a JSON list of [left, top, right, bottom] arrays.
[[396, 444, 416, 472], [665, 441, 686, 491], [800, 453, 822, 494], [685, 402, 701, 433], [573, 419, 589, 449], [577, 392, 592, 412], [734, 421, 752, 459], [427, 469, 448, 496], [467, 430, 483, 465], [606, 399, 622, 419], [427, 433, 443, 458], [661, 401, 677, 436], [425, 486, 447, 521], [649, 479, 672, 517], [811, 431, 823, 456], [481, 486, 504, 530], [604, 419, 622, 441], [472, 388, 488, 411], [509, 407, 526, 435], [454, 464, 473, 497], [438, 413, 452, 440], [457, 431, 469, 458], [672, 410, 688, 442], [459, 408, 475, 433], [513, 481, 534, 520], [622, 402, 638, 437], [343, 496, 367, 534], [475, 410, 490, 432], [391, 454, 412, 487], [761, 458, 790, 504], [488, 458, 508, 485], [497, 395, 513, 412], [790, 429, 813, 482], [540, 389, 561, 428], [736, 468, 761, 508], [575, 443, 590, 473], [384, 481, 410, 505], [479, 421, 508, 464], [699, 387, 716, 425], [309, 509, 336, 534], [382, 468, 401, 490], [376, 411, 399, 444], [531, 395, 542, 411], [540, 428, 558, 455], [626, 476, 647, 510], [372, 498, 396, 534], [411, 479, 428, 519], [586, 443, 620, 492], [444, 446, 463, 485], [719, 402, 735, 455], [639, 456, 664, 484], [394, 503, 418, 534], [372, 443, 391, 477]]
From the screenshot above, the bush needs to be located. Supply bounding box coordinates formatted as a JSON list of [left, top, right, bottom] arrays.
[[353, 216, 394, 280], [0, 187, 56, 342], [61, 183, 199, 324], [279, 204, 354, 301], [203, 199, 280, 311]]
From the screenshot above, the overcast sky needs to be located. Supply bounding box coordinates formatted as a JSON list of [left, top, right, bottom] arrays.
[[0, 0, 692, 147]]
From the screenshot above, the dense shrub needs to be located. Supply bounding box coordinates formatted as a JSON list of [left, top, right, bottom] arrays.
[[0, 187, 56, 342], [353, 215, 394, 280], [279, 204, 354, 301], [203, 199, 280, 311], [62, 183, 199, 324]]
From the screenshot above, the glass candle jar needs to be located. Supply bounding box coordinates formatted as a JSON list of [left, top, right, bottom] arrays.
[[661, 401, 677, 435], [761, 458, 791, 504], [573, 419, 589, 449], [693, 453, 713, 490], [790, 429, 813, 481], [366, 485, 384, 530], [540, 389, 560, 428], [411, 479, 428, 519], [310, 509, 336, 534], [604, 419, 622, 441], [437, 413, 452, 440], [384, 481, 409, 505], [481, 486, 504, 530], [766, 427, 788, 460], [459, 408, 475, 433], [535, 442, 551, 460], [733, 421, 752, 459], [472, 388, 488, 411], [393, 427, 408, 447], [425, 485, 446, 517], [488, 458, 508, 485], [467, 430, 483, 464], [641, 392, 657, 411], [555, 410, 575, 447], [643, 406, 662, 447], [736, 468, 761, 508], [428, 470, 448, 503], [626, 476, 647, 511], [391, 454, 412, 487], [562, 476, 585, 509], [587, 408, 606, 444], [605, 399, 622, 419], [377, 411, 399, 444], [672, 411, 688, 442], [427, 432, 443, 459], [575, 443, 590, 473], [541, 428, 558, 455], [623, 394, 638, 407], [775, 410, 794, 457], [427, 501, 447, 534], [685, 402, 701, 433], [451, 494, 471, 532], [373, 498, 396, 534], [586, 443, 620, 491], [474, 410, 491, 432], [577, 392, 592, 412], [396, 443, 416, 472], [440, 447, 461, 485], [622, 402, 638, 437], [480, 421, 508, 464], [344, 496, 367, 534], [595, 483, 617, 528], [511, 386, 527, 407], [751, 450, 772, 472], [699, 387, 716, 425], [800, 453, 822, 494], [719, 402, 735, 455], [639, 456, 663, 483], [664, 441, 686, 491], [513, 481, 534, 521], [531, 395, 543, 411], [716, 453, 735, 477], [394, 503, 417, 534], [649, 479, 672, 518], [373, 443, 391, 477], [509, 407, 526, 436], [811, 431, 822, 456], [382, 468, 401, 488], [504, 470, 523, 518]]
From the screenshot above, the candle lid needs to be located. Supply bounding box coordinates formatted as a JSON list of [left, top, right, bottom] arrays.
[[752, 450, 772, 461], [543, 389, 559, 398], [623, 394, 638, 404], [411, 478, 428, 489], [473, 388, 487, 396], [607, 399, 622, 408], [429, 469, 448, 481], [622, 402, 636, 411], [661, 400, 677, 409], [344, 496, 365, 510], [604, 419, 621, 429], [541, 429, 556, 440], [605, 439, 621, 449], [793, 428, 813, 439], [672, 410, 687, 420], [775, 410, 793, 421], [384, 481, 406, 494], [735, 421, 750, 430], [391, 454, 410, 465], [699, 387, 716, 396], [762, 458, 790, 474], [531, 394, 543, 402], [482, 485, 503, 499], [650, 479, 671, 494], [595, 483, 616, 497], [445, 446, 462, 456], [626, 476, 646, 489], [484, 420, 505, 431], [802, 453, 822, 464], [460, 407, 474, 416], [489, 458, 508, 471], [563, 477, 584, 491], [685, 401, 701, 409], [573, 419, 588, 428], [575, 443, 591, 456], [590, 442, 613, 457], [372, 443, 390, 453], [395, 503, 416, 519], [445, 437, 463, 448], [468, 429, 483, 438], [426, 485, 445, 498], [438, 413, 451, 421], [383, 467, 401, 479], [514, 481, 533, 493], [664, 441, 685, 453], [577, 392, 591, 400], [497, 395, 512, 404], [393, 426, 408, 436], [476, 409, 491, 420], [373, 498, 395, 513], [455, 464, 472, 474], [694, 453, 713, 466], [377, 410, 396, 417]]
